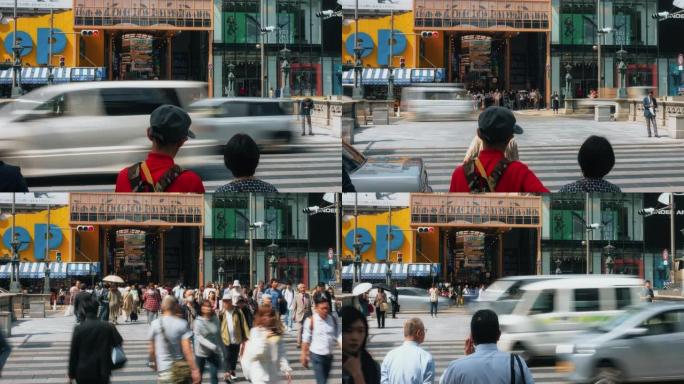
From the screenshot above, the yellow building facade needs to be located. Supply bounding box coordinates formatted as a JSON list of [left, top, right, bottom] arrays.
[[342, 207, 440, 264], [0, 11, 105, 67], [0, 206, 99, 263]]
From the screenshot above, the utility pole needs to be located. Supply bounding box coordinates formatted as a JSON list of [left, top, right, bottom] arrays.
[[352, 0, 363, 100], [335, 193, 341, 289], [43, 204, 51, 294], [9, 193, 20, 293], [260, 0, 266, 98], [671, 193, 676, 282], [586, 193, 591, 274], [353, 194, 360, 284], [387, 8, 394, 101], [249, 193, 255, 289]]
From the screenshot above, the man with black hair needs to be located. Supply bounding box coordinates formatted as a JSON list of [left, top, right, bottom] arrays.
[[449, 107, 548, 193], [73, 283, 92, 324], [115, 104, 205, 193], [643, 90, 659, 138], [215, 133, 278, 193], [301, 292, 341, 384], [440, 309, 533, 384], [69, 294, 124, 384], [0, 161, 28, 192], [559, 136, 621, 193]]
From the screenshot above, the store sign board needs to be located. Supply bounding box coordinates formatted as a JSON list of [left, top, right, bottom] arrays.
[[0, 0, 71, 10], [339, 0, 413, 11], [414, 0, 551, 32], [410, 194, 542, 227], [69, 193, 204, 226], [342, 193, 410, 208], [74, 0, 212, 29]]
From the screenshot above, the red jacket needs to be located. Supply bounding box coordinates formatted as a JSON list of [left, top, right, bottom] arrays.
[[449, 149, 549, 193], [115, 152, 205, 193]]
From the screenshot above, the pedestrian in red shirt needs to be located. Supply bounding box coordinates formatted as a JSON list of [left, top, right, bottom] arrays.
[[115, 104, 205, 193], [449, 107, 548, 193]]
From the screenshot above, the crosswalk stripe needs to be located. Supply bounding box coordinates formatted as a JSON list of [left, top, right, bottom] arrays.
[[365, 340, 570, 383], [3, 333, 341, 384], [361, 143, 684, 192]]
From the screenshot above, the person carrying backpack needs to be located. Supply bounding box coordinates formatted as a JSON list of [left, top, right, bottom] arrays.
[[115, 104, 205, 193], [440, 309, 533, 384], [449, 107, 548, 193], [301, 292, 342, 384]]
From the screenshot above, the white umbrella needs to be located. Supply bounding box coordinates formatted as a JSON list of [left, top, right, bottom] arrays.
[[352, 282, 372, 296], [102, 275, 125, 284]]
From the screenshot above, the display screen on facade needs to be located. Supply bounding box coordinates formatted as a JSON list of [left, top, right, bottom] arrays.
[[414, 0, 551, 31], [74, 0, 212, 29], [410, 194, 542, 227], [69, 193, 204, 226], [222, 12, 294, 44]]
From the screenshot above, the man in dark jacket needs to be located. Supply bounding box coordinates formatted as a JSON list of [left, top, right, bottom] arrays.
[[300, 97, 314, 136], [0, 161, 28, 192], [69, 294, 123, 384], [73, 283, 92, 323]]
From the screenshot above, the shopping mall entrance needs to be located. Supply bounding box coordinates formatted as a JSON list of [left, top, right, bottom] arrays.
[[70, 193, 204, 287], [445, 32, 548, 93], [410, 194, 542, 285]]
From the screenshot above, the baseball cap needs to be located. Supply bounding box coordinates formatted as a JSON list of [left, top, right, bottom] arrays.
[[477, 106, 523, 143], [149, 104, 195, 143]]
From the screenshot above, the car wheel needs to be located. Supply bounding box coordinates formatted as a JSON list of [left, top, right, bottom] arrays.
[[593, 366, 622, 384], [511, 343, 531, 363]]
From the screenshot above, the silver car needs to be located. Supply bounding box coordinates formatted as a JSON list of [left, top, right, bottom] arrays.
[[556, 302, 684, 383], [344, 142, 432, 192], [0, 81, 208, 178], [368, 287, 450, 312], [189, 98, 297, 150]]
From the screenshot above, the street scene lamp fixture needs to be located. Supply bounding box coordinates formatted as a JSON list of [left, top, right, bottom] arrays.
[[280, 47, 291, 99], [226, 63, 236, 97], [267, 241, 279, 280]]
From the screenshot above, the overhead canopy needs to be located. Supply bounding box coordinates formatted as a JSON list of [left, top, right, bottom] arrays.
[[342, 263, 441, 280], [0, 262, 101, 279], [342, 68, 441, 86], [0, 67, 106, 85]]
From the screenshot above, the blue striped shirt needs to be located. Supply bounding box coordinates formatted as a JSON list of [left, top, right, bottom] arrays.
[[439, 344, 534, 384]]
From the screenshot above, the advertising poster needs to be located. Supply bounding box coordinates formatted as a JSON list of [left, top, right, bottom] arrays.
[[469, 39, 491, 72]]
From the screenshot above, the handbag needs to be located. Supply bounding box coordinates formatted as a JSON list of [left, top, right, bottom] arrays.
[[159, 318, 192, 383], [380, 302, 389, 312], [111, 345, 127, 370]]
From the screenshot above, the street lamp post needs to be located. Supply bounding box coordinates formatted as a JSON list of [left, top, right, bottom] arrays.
[[10, 0, 22, 98], [267, 241, 279, 280], [217, 257, 225, 287], [226, 63, 236, 97], [43, 204, 51, 294], [352, 0, 364, 100], [280, 47, 291, 99], [603, 243, 616, 274], [565, 64, 573, 99], [387, 8, 395, 101], [385, 258, 391, 287], [9, 194, 20, 293], [353, 194, 361, 284], [616, 48, 627, 98]]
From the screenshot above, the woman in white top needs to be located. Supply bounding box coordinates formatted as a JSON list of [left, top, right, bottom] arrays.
[[242, 305, 293, 383]]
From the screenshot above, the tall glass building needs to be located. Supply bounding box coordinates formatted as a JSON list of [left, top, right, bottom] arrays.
[[204, 193, 336, 287], [212, 0, 342, 97]]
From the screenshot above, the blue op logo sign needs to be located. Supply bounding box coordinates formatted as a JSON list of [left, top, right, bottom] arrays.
[[344, 225, 405, 261], [2, 29, 67, 65], [345, 30, 407, 66], [2, 225, 64, 260]]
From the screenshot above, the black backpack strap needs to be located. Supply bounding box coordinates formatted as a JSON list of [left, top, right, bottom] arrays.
[[510, 354, 516, 384], [464, 159, 486, 192], [154, 164, 183, 192], [514, 354, 525, 384], [127, 162, 152, 192]]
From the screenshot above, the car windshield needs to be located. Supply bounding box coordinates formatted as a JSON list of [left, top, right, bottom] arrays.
[[343, 143, 366, 172], [0, 88, 60, 113], [479, 280, 516, 300], [596, 306, 644, 332]]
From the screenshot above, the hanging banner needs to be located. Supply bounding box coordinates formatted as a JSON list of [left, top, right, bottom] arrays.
[[338, 0, 413, 11]]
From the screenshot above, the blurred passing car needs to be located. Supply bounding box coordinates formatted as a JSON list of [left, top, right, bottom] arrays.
[[556, 302, 684, 383], [343, 142, 432, 192], [402, 84, 476, 121], [188, 98, 297, 150], [0, 81, 207, 178], [470, 275, 615, 315], [498, 276, 643, 361], [368, 287, 450, 312]]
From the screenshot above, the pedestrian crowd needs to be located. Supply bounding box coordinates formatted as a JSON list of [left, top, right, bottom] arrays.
[[63, 278, 341, 384], [468, 89, 544, 111]]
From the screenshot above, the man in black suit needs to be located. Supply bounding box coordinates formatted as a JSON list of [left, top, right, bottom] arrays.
[[0, 161, 28, 192], [69, 295, 123, 384], [73, 284, 92, 324]]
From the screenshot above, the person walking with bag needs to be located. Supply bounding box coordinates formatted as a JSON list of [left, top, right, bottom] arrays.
[[301, 293, 342, 384], [109, 285, 123, 325], [149, 296, 200, 384], [69, 295, 124, 384], [292, 283, 312, 349], [373, 288, 388, 329], [219, 294, 250, 382], [241, 305, 293, 383], [194, 300, 223, 384]]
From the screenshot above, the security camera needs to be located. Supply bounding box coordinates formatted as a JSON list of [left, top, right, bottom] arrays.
[[260, 26, 275, 33], [589, 223, 601, 229], [252, 221, 264, 228]]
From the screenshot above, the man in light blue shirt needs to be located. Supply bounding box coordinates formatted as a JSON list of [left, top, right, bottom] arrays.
[[440, 309, 534, 384], [381, 317, 435, 384]]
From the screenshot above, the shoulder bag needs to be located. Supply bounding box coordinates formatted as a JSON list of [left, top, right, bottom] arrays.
[[159, 318, 192, 383]]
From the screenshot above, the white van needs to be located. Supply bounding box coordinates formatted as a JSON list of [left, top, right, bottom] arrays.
[[401, 84, 476, 121], [498, 276, 643, 360]]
